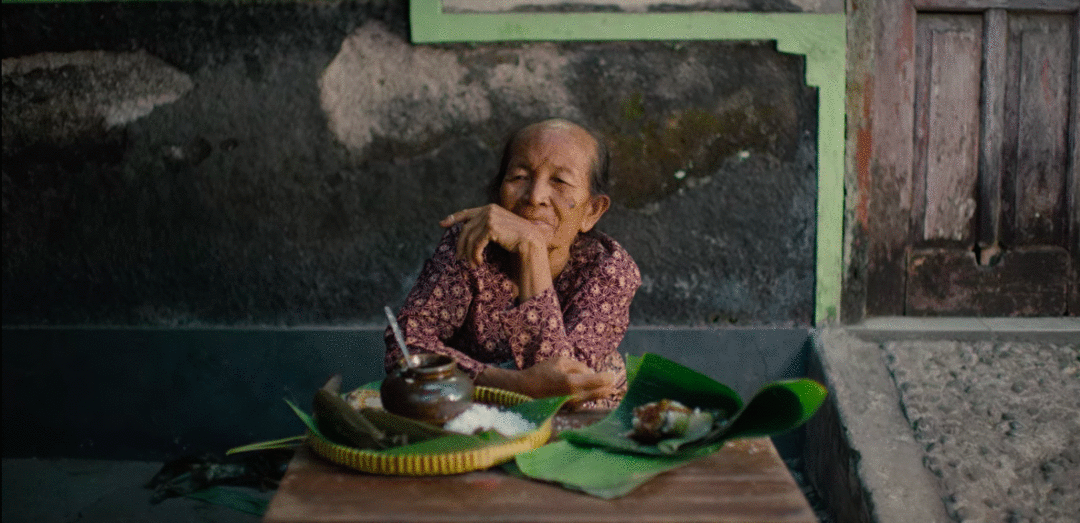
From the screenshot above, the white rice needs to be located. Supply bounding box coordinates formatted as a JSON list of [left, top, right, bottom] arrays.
[[444, 403, 535, 438]]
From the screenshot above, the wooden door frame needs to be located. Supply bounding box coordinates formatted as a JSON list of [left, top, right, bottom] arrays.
[[843, 0, 1080, 322]]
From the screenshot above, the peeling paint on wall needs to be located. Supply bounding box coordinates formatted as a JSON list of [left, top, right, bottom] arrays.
[[320, 23, 573, 154], [2, 50, 192, 155]]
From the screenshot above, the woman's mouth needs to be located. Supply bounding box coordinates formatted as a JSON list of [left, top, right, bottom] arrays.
[[514, 206, 557, 234], [529, 218, 556, 232], [518, 212, 556, 233]]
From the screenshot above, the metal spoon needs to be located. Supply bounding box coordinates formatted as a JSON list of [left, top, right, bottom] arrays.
[[384, 306, 414, 368]]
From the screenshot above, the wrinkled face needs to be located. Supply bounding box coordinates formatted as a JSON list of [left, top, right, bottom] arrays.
[[498, 122, 606, 253]]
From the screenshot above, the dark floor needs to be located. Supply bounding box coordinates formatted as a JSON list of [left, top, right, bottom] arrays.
[[2, 457, 273, 523]]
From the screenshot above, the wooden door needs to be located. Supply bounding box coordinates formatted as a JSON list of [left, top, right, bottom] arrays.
[[854, 0, 1079, 318]]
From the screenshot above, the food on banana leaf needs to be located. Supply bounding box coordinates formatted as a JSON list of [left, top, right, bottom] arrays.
[[312, 374, 457, 450], [628, 399, 716, 444], [345, 388, 382, 409], [359, 407, 453, 443], [443, 403, 536, 437], [314, 387, 391, 449]]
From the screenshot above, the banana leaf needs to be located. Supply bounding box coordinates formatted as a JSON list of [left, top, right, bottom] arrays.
[[700, 377, 827, 442], [225, 434, 304, 455], [560, 353, 741, 455], [512, 440, 708, 499], [512, 352, 827, 498], [560, 353, 826, 455]]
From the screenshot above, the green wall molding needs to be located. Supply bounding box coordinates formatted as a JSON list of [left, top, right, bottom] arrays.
[[411, 0, 846, 324]]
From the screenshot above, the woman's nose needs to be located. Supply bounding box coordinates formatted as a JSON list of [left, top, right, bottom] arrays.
[[525, 179, 551, 205]]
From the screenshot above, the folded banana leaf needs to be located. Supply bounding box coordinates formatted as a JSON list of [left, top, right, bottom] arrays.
[[512, 352, 827, 498], [313, 388, 394, 449]]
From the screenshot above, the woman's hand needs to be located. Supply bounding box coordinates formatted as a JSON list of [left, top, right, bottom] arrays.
[[441, 205, 554, 301], [440, 204, 548, 267], [476, 357, 617, 408]]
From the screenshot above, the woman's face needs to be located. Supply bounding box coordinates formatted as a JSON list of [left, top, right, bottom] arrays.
[[498, 122, 609, 254]]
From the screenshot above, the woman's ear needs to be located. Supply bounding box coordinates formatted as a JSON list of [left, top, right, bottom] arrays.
[[580, 194, 611, 233]]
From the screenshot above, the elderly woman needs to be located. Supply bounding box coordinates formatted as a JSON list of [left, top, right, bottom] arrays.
[[384, 119, 640, 408]]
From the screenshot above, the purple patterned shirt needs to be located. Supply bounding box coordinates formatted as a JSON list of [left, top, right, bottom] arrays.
[[384, 224, 641, 408]]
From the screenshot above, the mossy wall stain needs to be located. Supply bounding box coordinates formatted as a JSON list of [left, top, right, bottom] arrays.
[[606, 105, 782, 208]]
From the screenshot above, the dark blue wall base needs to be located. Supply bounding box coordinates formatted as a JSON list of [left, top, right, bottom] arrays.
[[2, 326, 810, 461]]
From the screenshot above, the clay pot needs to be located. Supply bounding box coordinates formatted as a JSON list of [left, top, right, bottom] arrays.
[[380, 352, 474, 426]]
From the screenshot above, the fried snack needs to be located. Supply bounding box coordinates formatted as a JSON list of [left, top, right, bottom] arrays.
[[629, 399, 714, 444]]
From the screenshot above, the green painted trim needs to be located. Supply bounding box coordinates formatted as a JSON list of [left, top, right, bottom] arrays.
[[416, 1, 846, 325]]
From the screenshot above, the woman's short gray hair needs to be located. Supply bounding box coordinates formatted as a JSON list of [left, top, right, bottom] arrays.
[[488, 119, 610, 202]]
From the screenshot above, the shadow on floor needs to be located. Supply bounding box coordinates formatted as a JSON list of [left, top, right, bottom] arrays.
[[3, 456, 276, 523]]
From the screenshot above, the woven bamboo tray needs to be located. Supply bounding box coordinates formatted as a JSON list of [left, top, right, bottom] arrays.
[[307, 386, 552, 476]]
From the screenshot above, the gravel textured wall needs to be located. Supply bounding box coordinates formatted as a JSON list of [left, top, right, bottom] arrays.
[[883, 340, 1080, 523], [2, 1, 817, 327]]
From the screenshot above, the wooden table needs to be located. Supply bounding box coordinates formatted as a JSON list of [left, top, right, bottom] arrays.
[[264, 414, 817, 523]]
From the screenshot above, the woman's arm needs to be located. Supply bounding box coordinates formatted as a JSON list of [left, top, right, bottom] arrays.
[[383, 228, 485, 377], [387, 227, 640, 408], [493, 238, 642, 406], [475, 356, 616, 404]]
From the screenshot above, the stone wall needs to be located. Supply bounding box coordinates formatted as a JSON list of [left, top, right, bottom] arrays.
[[2, 1, 818, 327]]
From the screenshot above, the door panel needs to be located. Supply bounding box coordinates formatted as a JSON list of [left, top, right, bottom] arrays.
[[1004, 14, 1072, 247], [889, 6, 1078, 316], [912, 14, 983, 244], [907, 248, 1070, 316]]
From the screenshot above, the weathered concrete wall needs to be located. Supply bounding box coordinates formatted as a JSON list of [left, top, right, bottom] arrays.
[[2, 1, 817, 327]]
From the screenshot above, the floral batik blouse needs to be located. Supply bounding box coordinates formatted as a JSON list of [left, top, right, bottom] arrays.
[[384, 224, 641, 408]]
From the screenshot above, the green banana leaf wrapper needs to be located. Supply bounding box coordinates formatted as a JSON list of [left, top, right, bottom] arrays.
[[512, 353, 827, 498]]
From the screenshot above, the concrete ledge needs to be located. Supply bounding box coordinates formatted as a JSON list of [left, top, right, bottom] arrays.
[[804, 328, 951, 523], [848, 317, 1080, 343]]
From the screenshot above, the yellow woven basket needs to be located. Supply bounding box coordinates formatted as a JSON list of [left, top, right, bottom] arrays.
[[307, 386, 553, 475]]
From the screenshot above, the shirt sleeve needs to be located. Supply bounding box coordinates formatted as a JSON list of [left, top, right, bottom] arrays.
[[499, 241, 642, 407], [383, 227, 487, 378]]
